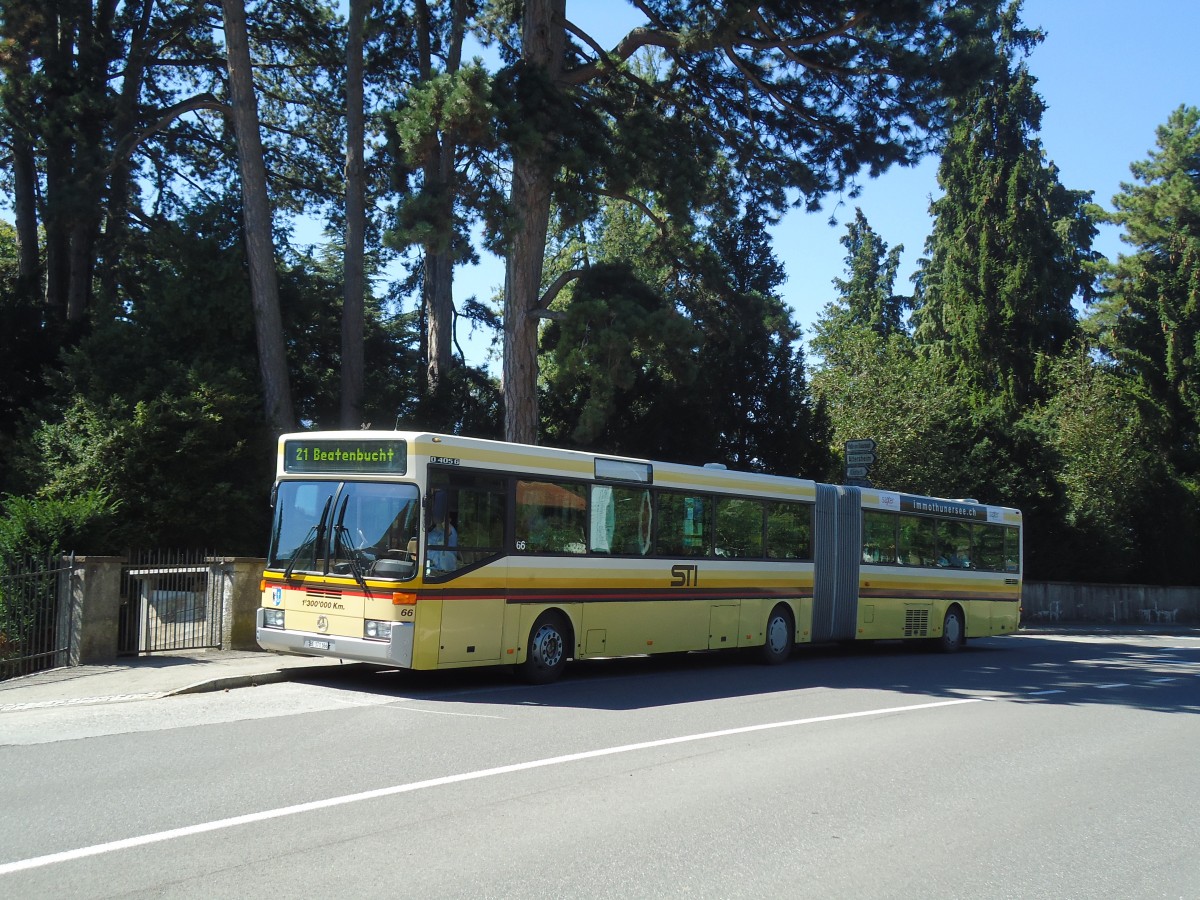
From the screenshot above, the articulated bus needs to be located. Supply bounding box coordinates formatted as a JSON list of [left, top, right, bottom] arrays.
[[257, 431, 1022, 682]]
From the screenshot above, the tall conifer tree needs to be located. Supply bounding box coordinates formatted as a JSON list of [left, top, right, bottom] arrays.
[[811, 209, 908, 368], [1100, 105, 1200, 476], [913, 9, 1096, 413]]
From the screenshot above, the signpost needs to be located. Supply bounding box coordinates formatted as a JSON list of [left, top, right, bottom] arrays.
[[844, 439, 876, 487]]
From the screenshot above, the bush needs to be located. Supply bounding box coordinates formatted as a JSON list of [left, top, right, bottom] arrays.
[[0, 491, 120, 572]]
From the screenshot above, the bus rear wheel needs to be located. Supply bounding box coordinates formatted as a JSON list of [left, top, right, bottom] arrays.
[[518, 612, 571, 684], [759, 605, 794, 665], [936, 607, 966, 653]]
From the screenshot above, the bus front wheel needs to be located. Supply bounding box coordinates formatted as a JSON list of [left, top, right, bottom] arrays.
[[759, 605, 795, 665], [518, 612, 571, 684]]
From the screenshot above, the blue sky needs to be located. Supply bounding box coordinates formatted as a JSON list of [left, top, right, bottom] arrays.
[[452, 0, 1200, 366]]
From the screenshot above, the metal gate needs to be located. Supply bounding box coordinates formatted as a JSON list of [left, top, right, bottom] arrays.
[[119, 550, 223, 654], [0, 554, 75, 680]]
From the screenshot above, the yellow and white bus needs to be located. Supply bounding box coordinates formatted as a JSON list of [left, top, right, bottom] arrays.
[[257, 431, 1022, 682]]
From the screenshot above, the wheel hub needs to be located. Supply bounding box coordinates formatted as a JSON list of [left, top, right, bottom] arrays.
[[767, 616, 788, 653], [534, 625, 563, 667]]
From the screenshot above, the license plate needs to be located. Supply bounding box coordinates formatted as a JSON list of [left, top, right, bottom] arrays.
[[303, 638, 333, 651]]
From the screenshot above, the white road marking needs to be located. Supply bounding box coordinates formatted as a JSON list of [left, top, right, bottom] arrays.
[[0, 694, 165, 713], [0, 696, 984, 876]]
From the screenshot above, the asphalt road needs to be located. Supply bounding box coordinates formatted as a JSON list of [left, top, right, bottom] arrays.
[[2, 632, 1198, 899]]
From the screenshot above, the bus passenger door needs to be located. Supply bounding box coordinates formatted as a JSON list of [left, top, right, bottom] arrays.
[[427, 466, 509, 665]]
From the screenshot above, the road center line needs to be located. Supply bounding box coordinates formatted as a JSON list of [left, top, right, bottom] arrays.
[[0, 696, 983, 876]]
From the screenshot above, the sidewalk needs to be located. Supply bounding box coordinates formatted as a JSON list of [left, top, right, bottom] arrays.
[[0, 650, 352, 713]]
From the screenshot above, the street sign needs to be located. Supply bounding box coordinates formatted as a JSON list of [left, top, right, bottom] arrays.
[[844, 439, 877, 488]]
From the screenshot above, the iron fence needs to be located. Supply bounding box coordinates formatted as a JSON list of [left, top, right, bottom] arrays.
[[0, 554, 75, 681]]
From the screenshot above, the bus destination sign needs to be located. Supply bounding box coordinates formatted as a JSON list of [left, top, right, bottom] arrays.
[[284, 439, 407, 475]]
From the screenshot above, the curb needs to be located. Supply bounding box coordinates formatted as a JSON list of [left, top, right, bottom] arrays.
[[1018, 625, 1200, 636], [165, 669, 296, 697], [163, 661, 374, 697]]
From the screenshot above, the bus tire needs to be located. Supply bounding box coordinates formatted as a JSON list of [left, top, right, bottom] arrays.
[[937, 606, 966, 653], [759, 604, 794, 665], [518, 612, 571, 684]]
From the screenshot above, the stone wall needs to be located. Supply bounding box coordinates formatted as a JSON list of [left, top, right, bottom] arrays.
[[1023, 581, 1198, 625]]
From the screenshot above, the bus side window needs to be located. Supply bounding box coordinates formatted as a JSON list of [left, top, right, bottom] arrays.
[[715, 497, 765, 558], [590, 485, 653, 556], [898, 515, 937, 567], [656, 493, 712, 557], [862, 510, 897, 564], [516, 480, 588, 554], [768, 501, 812, 560], [1004, 527, 1020, 573], [975, 524, 1005, 571], [941, 520, 972, 568], [426, 470, 507, 577]]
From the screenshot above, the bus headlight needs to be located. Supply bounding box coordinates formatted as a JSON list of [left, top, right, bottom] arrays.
[[364, 620, 393, 641], [263, 609, 285, 628]]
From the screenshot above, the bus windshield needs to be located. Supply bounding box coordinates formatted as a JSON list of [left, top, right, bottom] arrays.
[[269, 481, 421, 581]]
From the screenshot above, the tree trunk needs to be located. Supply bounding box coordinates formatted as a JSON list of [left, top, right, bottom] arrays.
[[10, 127, 40, 296], [340, 0, 367, 429], [503, 0, 565, 445], [222, 0, 295, 436], [0, 10, 39, 295], [417, 0, 467, 401], [42, 143, 69, 317], [425, 249, 454, 395], [65, 220, 96, 323], [99, 0, 154, 313]]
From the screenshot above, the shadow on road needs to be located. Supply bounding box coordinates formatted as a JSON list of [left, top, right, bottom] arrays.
[[283, 630, 1200, 717]]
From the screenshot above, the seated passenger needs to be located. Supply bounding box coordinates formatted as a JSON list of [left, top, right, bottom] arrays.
[[426, 518, 458, 572]]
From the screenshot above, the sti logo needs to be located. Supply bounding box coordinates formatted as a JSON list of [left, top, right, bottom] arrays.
[[272, 588, 283, 606]]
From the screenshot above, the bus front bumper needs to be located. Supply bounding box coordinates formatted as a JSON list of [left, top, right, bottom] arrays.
[[255, 609, 414, 667]]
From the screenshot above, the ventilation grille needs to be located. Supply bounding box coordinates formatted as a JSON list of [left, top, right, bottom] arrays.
[[904, 608, 930, 637], [306, 588, 343, 601]]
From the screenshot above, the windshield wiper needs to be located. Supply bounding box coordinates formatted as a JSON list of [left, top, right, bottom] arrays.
[[334, 495, 368, 589], [284, 495, 332, 582], [336, 526, 367, 588]]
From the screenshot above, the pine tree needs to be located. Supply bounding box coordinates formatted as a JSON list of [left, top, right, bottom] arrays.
[[811, 209, 908, 368], [485, 0, 1010, 443], [1100, 105, 1200, 476], [387, 0, 501, 402], [539, 191, 831, 477], [913, 13, 1096, 413]]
